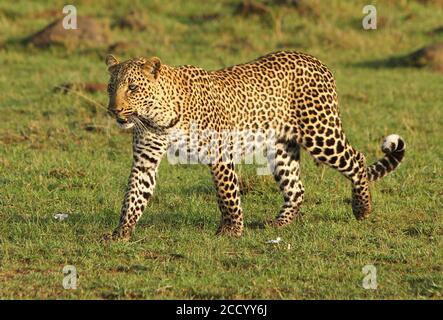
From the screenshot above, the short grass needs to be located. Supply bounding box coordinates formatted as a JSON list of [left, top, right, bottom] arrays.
[[0, 0, 442, 299]]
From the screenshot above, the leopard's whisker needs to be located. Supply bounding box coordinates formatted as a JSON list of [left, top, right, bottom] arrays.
[[134, 117, 149, 133]]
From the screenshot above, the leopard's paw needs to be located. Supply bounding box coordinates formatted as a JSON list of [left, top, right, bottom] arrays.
[[264, 215, 301, 228], [352, 200, 372, 220], [101, 228, 132, 243], [264, 218, 287, 228], [216, 224, 243, 237]]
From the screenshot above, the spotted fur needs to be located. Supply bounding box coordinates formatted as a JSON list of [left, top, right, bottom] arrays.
[[102, 51, 405, 241]]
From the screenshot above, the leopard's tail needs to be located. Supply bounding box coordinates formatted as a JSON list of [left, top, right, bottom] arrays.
[[367, 134, 405, 182]]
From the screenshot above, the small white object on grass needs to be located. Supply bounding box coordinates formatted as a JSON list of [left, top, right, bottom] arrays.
[[54, 213, 69, 221], [266, 237, 282, 244]]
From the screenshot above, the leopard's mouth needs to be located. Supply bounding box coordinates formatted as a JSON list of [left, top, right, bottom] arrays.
[[116, 117, 135, 129]]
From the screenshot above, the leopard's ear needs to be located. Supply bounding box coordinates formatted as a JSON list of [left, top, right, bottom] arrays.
[[105, 54, 119, 69], [140, 57, 162, 80]]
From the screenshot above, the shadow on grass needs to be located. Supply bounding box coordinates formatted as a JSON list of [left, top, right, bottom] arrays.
[[352, 46, 443, 73], [139, 210, 286, 232], [246, 213, 305, 230], [140, 211, 212, 230], [351, 54, 417, 70], [247, 221, 267, 230]]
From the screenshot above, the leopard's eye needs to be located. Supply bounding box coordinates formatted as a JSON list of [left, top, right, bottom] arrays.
[[128, 84, 138, 91]]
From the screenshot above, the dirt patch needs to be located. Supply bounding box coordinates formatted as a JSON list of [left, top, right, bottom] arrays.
[[0, 132, 28, 145], [107, 41, 140, 55], [417, 0, 443, 7], [236, 0, 271, 17], [270, 0, 300, 4], [112, 11, 146, 31], [27, 16, 111, 50], [32, 9, 61, 19], [356, 43, 443, 73], [407, 43, 443, 72], [342, 92, 369, 103], [270, 0, 321, 18]]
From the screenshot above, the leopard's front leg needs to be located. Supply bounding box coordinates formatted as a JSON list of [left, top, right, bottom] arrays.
[[210, 161, 244, 237], [103, 132, 168, 242]]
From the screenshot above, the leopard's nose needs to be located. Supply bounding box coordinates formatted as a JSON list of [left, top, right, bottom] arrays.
[[108, 106, 123, 117]]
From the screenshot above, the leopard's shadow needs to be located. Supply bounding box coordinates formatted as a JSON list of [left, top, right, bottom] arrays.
[[246, 221, 267, 230], [137, 204, 274, 233]]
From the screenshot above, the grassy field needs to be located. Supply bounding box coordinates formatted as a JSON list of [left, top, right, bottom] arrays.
[[0, 0, 442, 299]]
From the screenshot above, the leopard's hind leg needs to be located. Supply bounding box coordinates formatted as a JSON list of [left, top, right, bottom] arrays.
[[268, 139, 305, 227], [302, 131, 372, 219]]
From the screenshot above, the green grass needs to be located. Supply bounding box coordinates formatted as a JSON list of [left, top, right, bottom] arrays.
[[0, 0, 443, 299]]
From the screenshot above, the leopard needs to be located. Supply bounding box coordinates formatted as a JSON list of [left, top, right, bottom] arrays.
[[102, 51, 405, 242]]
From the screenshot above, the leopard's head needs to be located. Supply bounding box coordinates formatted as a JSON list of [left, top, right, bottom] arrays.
[[105, 54, 177, 132]]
